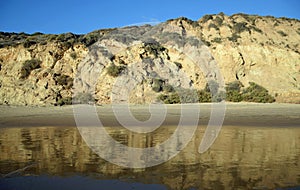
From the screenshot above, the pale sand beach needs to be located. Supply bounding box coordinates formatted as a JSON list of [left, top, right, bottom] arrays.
[[0, 103, 299, 127]]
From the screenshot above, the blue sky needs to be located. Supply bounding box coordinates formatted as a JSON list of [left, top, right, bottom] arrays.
[[1, 0, 299, 34]]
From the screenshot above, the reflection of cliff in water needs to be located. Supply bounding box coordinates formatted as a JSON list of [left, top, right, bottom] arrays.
[[0, 126, 299, 189]]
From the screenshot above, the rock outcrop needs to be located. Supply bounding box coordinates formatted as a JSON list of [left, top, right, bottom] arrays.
[[0, 13, 299, 105]]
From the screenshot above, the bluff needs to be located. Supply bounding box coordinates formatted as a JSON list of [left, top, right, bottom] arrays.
[[0, 13, 299, 106]]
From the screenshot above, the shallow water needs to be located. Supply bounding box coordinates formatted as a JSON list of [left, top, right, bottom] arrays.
[[0, 126, 299, 190]]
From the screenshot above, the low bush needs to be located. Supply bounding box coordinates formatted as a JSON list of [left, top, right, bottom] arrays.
[[157, 81, 275, 104], [197, 90, 211, 102], [241, 82, 275, 103], [158, 93, 180, 104], [208, 23, 219, 31], [20, 59, 42, 79], [56, 92, 95, 106], [250, 26, 263, 34], [158, 88, 198, 104], [202, 14, 213, 23], [205, 80, 220, 95], [213, 90, 226, 102], [56, 97, 72, 106], [70, 52, 77, 60], [79, 32, 99, 46], [225, 81, 243, 102], [226, 90, 242, 102], [54, 74, 73, 89], [277, 30, 287, 37], [152, 78, 164, 92], [215, 16, 224, 26], [23, 39, 37, 48], [178, 89, 198, 103], [73, 92, 95, 104], [212, 37, 222, 43], [163, 84, 174, 93], [226, 81, 243, 92], [233, 22, 249, 33], [228, 34, 241, 42], [106, 64, 126, 77]]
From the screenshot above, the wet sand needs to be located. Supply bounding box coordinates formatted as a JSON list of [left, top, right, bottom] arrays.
[[0, 103, 299, 127]]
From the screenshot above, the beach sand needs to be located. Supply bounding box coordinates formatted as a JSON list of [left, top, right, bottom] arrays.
[[0, 103, 299, 127]]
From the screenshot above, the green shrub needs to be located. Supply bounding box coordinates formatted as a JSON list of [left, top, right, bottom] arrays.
[[208, 23, 219, 30], [152, 78, 164, 92], [213, 91, 226, 102], [178, 89, 198, 103], [241, 82, 275, 103], [167, 93, 181, 104], [226, 90, 242, 102], [46, 34, 57, 42], [197, 90, 212, 102], [228, 34, 241, 42], [226, 81, 243, 92], [23, 39, 37, 48], [142, 42, 166, 58], [233, 22, 249, 33], [20, 59, 42, 79], [158, 93, 180, 104], [250, 26, 263, 34], [202, 14, 213, 23], [31, 32, 43, 36], [54, 74, 73, 89], [56, 32, 77, 42], [163, 84, 174, 93], [277, 30, 287, 37], [158, 88, 198, 104], [70, 52, 77, 60], [198, 80, 225, 102], [205, 80, 220, 95], [158, 94, 168, 102], [152, 86, 161, 93], [73, 92, 94, 104], [212, 37, 222, 43], [215, 16, 223, 26], [218, 12, 225, 17], [106, 64, 126, 77], [56, 97, 72, 106], [157, 82, 273, 104], [80, 33, 99, 46]]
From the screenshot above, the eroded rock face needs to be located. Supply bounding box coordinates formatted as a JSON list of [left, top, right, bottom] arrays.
[[198, 14, 300, 103], [74, 23, 220, 104], [0, 13, 299, 105]]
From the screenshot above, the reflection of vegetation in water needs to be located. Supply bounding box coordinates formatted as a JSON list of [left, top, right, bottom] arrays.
[[0, 126, 299, 189]]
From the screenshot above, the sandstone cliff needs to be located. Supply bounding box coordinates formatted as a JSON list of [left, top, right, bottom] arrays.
[[0, 13, 299, 105]]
